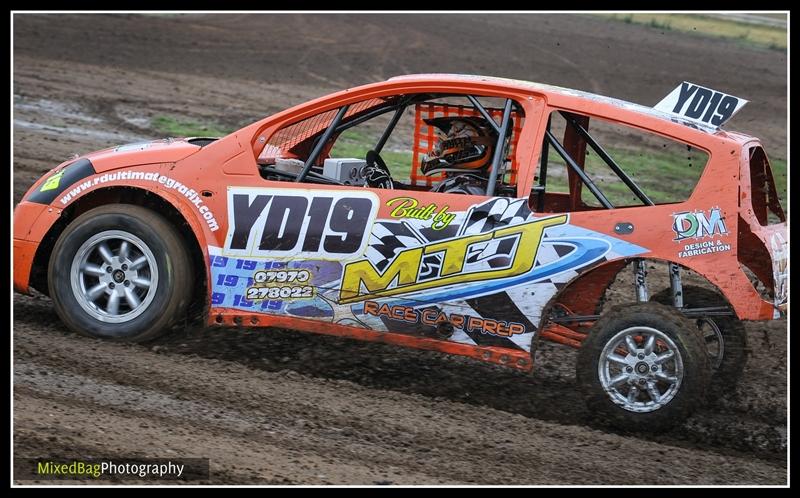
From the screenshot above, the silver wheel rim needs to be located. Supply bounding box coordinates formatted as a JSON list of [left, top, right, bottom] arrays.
[[70, 230, 159, 324], [598, 326, 684, 413], [697, 318, 724, 370]]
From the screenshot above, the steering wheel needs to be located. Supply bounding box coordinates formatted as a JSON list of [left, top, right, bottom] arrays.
[[364, 150, 394, 189]]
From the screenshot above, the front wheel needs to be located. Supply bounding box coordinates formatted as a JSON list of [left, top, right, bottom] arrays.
[[48, 204, 193, 342], [576, 302, 711, 430]]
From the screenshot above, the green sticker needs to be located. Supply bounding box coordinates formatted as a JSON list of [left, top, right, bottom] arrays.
[[40, 170, 65, 192]]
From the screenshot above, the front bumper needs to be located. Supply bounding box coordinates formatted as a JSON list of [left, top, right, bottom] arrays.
[[14, 238, 38, 294], [13, 201, 51, 295]]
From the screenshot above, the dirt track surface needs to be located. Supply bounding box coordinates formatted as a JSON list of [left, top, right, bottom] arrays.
[[13, 14, 787, 484]]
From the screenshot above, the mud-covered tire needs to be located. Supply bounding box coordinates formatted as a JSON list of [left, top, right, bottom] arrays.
[[651, 285, 748, 392], [48, 204, 193, 342], [577, 302, 711, 431]]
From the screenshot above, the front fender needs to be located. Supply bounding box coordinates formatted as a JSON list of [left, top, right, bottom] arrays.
[[13, 163, 216, 300]]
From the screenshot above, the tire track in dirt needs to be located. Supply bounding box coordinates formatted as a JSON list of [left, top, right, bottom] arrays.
[[13, 293, 787, 484], [13, 297, 786, 484]]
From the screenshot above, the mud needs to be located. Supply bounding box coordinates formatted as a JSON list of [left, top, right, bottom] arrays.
[[13, 14, 787, 484]]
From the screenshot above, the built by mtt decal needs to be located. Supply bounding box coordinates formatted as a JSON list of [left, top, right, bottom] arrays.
[[339, 214, 567, 303], [386, 196, 456, 230]]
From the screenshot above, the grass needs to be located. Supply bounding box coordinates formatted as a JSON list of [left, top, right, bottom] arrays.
[[648, 17, 672, 30], [329, 129, 415, 179], [545, 146, 787, 209], [248, 116, 792, 221], [328, 128, 787, 210], [769, 157, 787, 206], [547, 146, 709, 206], [151, 115, 233, 138], [601, 14, 786, 51]]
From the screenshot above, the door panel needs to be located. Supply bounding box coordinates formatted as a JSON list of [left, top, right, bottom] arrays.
[[209, 184, 647, 353]]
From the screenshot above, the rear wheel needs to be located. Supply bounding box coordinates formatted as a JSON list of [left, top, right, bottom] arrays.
[[48, 204, 193, 342], [577, 302, 710, 430], [651, 285, 748, 392]]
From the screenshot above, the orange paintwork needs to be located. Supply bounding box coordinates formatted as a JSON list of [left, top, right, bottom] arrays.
[[13, 239, 37, 293], [211, 308, 534, 372], [13, 201, 47, 241], [13, 74, 786, 370]]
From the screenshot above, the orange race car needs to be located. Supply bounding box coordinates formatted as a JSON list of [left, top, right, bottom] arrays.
[[13, 74, 787, 429]]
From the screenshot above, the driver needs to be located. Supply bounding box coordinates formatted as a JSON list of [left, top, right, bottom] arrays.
[[424, 116, 504, 195], [362, 115, 502, 192], [420, 116, 498, 177]]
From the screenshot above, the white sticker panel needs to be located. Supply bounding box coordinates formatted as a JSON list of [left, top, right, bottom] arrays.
[[654, 82, 747, 128], [223, 187, 378, 260]]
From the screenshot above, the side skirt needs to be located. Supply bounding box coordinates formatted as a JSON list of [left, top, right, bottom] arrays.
[[208, 308, 534, 372]]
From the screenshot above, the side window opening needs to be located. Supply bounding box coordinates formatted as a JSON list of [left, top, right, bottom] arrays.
[[328, 105, 415, 185], [257, 97, 399, 184], [532, 110, 710, 213], [748, 146, 786, 226], [256, 93, 525, 198]]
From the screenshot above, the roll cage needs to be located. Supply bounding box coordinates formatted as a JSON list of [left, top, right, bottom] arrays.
[[259, 93, 519, 196], [261, 93, 669, 212], [536, 111, 656, 211]]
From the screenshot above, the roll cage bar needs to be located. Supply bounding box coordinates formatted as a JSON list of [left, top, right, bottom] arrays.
[[288, 94, 653, 206], [536, 111, 655, 210], [292, 93, 519, 196]]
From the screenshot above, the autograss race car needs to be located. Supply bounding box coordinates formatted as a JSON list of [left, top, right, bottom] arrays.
[[14, 74, 787, 429]]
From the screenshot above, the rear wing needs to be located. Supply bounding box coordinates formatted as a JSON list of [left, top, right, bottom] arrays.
[[654, 82, 747, 131]]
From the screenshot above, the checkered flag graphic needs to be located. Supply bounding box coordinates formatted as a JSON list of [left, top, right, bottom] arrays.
[[459, 198, 531, 236], [364, 221, 425, 271]]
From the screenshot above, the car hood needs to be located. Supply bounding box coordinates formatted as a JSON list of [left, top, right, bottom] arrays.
[[21, 138, 211, 204], [81, 138, 203, 172]]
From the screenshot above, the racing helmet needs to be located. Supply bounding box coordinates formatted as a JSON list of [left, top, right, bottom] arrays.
[[420, 116, 499, 176]]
